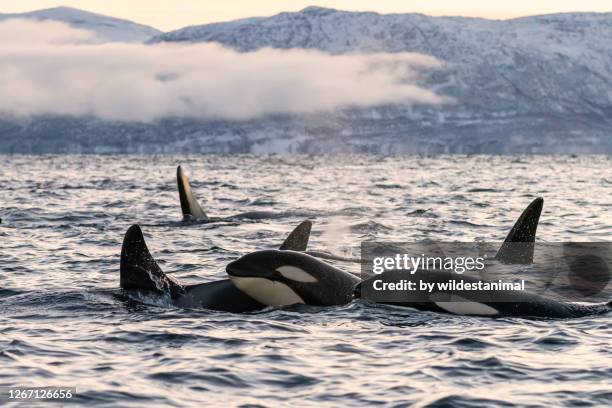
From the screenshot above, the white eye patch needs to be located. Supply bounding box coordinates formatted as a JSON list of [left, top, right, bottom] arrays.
[[276, 265, 318, 282]]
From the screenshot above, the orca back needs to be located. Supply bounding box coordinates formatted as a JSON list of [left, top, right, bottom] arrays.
[[178, 279, 264, 312]]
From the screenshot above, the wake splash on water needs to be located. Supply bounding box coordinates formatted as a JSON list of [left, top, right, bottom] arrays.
[[1, 155, 611, 407]]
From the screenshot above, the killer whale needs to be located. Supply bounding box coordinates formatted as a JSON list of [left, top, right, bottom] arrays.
[[120, 220, 312, 312], [356, 269, 611, 319], [227, 249, 611, 318], [222, 198, 548, 311], [177, 165, 283, 222], [226, 250, 359, 307]]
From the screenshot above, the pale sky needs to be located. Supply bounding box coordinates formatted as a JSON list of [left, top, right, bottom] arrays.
[[2, 1, 611, 31]]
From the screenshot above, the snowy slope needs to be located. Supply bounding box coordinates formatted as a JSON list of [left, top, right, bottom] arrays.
[[0, 6, 161, 42], [152, 7, 612, 120], [1, 7, 611, 153]]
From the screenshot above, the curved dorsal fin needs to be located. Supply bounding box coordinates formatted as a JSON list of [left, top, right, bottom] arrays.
[[279, 220, 312, 251], [495, 197, 544, 264], [120, 224, 184, 298], [177, 165, 208, 220]]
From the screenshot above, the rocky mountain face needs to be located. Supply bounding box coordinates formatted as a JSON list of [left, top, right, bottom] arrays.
[[1, 7, 611, 153]]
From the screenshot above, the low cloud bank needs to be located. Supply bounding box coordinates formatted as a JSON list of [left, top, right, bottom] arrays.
[[0, 19, 451, 122]]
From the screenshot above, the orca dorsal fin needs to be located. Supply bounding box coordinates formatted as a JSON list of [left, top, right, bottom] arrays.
[[120, 225, 184, 298], [279, 220, 312, 251], [495, 197, 544, 264], [177, 165, 208, 221]]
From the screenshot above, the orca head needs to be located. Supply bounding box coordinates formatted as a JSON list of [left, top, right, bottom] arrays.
[[226, 250, 325, 307]]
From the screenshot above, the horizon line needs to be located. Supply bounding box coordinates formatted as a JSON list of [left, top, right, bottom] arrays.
[[2, 5, 612, 32]]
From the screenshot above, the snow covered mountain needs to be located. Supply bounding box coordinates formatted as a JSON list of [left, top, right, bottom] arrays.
[[1, 6, 611, 153], [0, 6, 160, 42], [152, 7, 612, 123]]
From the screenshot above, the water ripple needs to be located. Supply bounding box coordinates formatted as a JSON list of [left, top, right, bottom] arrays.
[[1, 155, 611, 407]]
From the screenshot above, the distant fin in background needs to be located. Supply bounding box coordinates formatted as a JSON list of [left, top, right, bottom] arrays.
[[279, 220, 312, 251], [120, 225, 185, 299], [495, 197, 544, 264], [177, 165, 207, 220]]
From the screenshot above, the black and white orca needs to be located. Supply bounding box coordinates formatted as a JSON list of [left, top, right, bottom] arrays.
[[227, 248, 610, 319], [356, 269, 612, 319], [221, 199, 546, 311], [226, 250, 359, 307], [177, 166, 282, 222], [119, 220, 312, 312]]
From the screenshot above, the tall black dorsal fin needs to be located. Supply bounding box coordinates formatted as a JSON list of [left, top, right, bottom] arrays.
[[495, 197, 544, 264], [120, 225, 184, 298], [279, 220, 312, 251], [177, 165, 207, 220]]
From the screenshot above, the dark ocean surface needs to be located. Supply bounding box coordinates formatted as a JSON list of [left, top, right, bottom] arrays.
[[1, 155, 611, 407]]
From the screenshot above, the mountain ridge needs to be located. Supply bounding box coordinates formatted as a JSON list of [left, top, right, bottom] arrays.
[[0, 6, 611, 154], [0, 6, 161, 42]]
